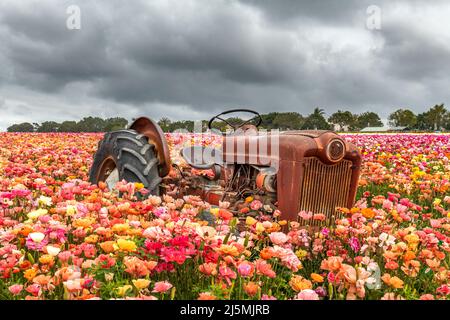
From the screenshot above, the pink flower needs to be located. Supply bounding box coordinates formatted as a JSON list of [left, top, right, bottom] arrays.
[[237, 261, 254, 277], [25, 284, 41, 297], [298, 211, 312, 220], [152, 281, 173, 293], [250, 200, 263, 211], [420, 294, 435, 300], [58, 250, 72, 263], [255, 259, 276, 278], [349, 237, 361, 253], [8, 284, 23, 295], [269, 232, 289, 245], [295, 289, 319, 300], [261, 294, 277, 300]]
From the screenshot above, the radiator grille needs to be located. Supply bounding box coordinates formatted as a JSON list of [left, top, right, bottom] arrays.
[[298, 157, 353, 227]]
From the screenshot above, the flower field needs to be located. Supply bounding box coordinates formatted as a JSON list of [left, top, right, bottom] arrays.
[[0, 132, 449, 300]]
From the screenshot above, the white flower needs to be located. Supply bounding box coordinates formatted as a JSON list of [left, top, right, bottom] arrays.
[[38, 195, 52, 206], [46, 246, 61, 256], [378, 232, 395, 247], [29, 232, 45, 243]]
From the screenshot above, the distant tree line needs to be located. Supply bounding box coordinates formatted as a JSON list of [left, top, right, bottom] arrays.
[[7, 117, 128, 133], [158, 104, 450, 132], [6, 104, 450, 133]]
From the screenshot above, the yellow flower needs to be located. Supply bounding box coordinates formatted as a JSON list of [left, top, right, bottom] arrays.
[[295, 249, 307, 260], [112, 223, 130, 233], [245, 216, 257, 226], [404, 234, 419, 244], [255, 222, 265, 233], [27, 209, 48, 220], [433, 198, 442, 206], [115, 238, 137, 252], [116, 285, 133, 297], [210, 208, 220, 217], [134, 183, 145, 190], [132, 279, 151, 290], [66, 205, 77, 216]]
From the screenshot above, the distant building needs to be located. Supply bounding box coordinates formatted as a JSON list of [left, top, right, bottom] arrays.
[[360, 126, 408, 132]]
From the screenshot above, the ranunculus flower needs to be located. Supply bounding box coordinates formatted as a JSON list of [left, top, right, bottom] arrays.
[[46, 246, 61, 257], [115, 238, 137, 252], [29, 232, 45, 243], [132, 279, 151, 290], [9, 284, 23, 295], [152, 281, 173, 293], [296, 289, 319, 300], [269, 232, 289, 245]]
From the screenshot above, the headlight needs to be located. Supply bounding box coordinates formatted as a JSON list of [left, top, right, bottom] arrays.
[[326, 138, 345, 162]]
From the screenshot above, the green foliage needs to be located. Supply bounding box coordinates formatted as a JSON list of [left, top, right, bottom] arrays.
[[302, 108, 331, 130], [7, 122, 35, 132], [7, 117, 129, 133], [328, 110, 357, 131], [388, 109, 417, 127], [356, 112, 383, 129]]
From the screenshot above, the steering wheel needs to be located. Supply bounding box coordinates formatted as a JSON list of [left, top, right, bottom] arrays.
[[208, 109, 262, 131]]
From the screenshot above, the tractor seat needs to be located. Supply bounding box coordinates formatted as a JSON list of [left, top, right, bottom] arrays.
[[180, 146, 223, 170]]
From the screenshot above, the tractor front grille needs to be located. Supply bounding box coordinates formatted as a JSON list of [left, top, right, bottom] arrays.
[[298, 157, 353, 227]]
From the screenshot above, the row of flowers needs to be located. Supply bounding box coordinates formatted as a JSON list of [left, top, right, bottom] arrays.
[[0, 132, 449, 300]]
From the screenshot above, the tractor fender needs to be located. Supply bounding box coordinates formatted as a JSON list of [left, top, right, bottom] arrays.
[[129, 117, 171, 177]]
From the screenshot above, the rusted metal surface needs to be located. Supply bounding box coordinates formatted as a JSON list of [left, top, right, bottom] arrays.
[[129, 117, 172, 177], [221, 130, 361, 222], [298, 157, 353, 227]]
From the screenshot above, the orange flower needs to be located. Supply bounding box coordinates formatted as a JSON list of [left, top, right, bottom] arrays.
[[385, 260, 399, 270], [243, 282, 259, 296], [215, 244, 240, 257], [320, 256, 343, 272], [218, 209, 233, 220], [289, 275, 312, 292], [84, 234, 99, 244], [401, 260, 420, 277], [426, 259, 440, 270], [311, 273, 324, 283], [32, 274, 52, 287], [361, 208, 375, 219], [24, 268, 38, 281], [260, 247, 274, 260], [381, 273, 404, 289], [403, 250, 416, 261], [198, 292, 217, 300], [99, 241, 116, 253]]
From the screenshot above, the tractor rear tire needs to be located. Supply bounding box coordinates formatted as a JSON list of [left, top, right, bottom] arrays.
[[89, 129, 162, 196]]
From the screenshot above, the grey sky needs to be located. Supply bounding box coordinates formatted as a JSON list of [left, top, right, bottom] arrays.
[[0, 0, 449, 130]]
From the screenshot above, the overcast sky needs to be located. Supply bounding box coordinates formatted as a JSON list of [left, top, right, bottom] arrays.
[[1, 0, 449, 130]]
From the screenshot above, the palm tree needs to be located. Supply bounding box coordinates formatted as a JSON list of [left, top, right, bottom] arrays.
[[427, 104, 447, 130]]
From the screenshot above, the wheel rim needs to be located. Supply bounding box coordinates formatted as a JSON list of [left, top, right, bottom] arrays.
[[97, 157, 120, 190]]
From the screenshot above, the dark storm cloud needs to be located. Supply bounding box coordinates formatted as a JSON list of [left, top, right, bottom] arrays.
[[0, 0, 449, 130]]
